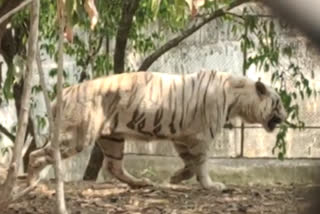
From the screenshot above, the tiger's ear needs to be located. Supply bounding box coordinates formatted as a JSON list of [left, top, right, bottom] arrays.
[[255, 81, 268, 97]]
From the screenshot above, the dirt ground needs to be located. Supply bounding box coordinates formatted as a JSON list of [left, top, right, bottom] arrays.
[[3, 180, 319, 214]]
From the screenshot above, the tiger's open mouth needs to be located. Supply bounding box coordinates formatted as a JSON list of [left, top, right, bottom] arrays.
[[267, 115, 282, 132]]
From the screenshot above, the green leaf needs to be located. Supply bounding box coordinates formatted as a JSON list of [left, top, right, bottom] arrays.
[[231, 24, 238, 36], [36, 115, 47, 130], [292, 92, 297, 99], [302, 78, 309, 88], [299, 90, 304, 100], [32, 85, 42, 94], [269, 20, 275, 31], [49, 68, 57, 78], [174, 0, 185, 19], [278, 152, 284, 160], [306, 88, 312, 97], [3, 64, 15, 100], [49, 68, 67, 78], [66, 0, 79, 26], [282, 46, 293, 58], [151, 0, 162, 17], [264, 63, 269, 72]]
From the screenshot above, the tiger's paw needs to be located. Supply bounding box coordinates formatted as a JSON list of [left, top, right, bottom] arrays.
[[202, 181, 227, 191], [197, 176, 226, 191], [128, 178, 153, 189], [170, 169, 194, 184], [169, 175, 182, 184], [170, 173, 187, 184]]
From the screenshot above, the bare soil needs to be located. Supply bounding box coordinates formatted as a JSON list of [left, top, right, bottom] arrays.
[[3, 180, 319, 214]]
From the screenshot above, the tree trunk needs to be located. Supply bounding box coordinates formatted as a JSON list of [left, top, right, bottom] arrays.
[[51, 0, 68, 213], [113, 0, 140, 74], [36, 44, 55, 134], [83, 1, 143, 179], [0, 62, 2, 105], [0, 0, 36, 172], [82, 34, 107, 181], [0, 0, 39, 208], [13, 79, 37, 172]]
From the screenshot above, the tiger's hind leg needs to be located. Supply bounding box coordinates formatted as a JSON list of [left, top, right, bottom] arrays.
[[170, 143, 195, 184], [97, 136, 151, 188], [27, 138, 85, 186], [27, 142, 54, 185]]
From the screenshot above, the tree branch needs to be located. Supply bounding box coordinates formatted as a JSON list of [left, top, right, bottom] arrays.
[[0, 0, 21, 17], [36, 45, 54, 135], [138, 0, 253, 71], [52, 0, 68, 212], [113, 0, 140, 74], [0, 177, 40, 209], [0, 0, 32, 25], [10, 178, 40, 202], [0, 124, 15, 142], [21, 135, 33, 158], [225, 12, 276, 19]]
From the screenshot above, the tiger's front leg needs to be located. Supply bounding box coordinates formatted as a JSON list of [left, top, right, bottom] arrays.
[[188, 142, 227, 191], [97, 136, 152, 188]]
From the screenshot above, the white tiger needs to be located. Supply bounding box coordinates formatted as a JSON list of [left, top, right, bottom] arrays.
[[27, 70, 287, 190]]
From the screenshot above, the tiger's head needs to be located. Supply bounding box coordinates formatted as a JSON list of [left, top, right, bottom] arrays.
[[227, 77, 287, 132]]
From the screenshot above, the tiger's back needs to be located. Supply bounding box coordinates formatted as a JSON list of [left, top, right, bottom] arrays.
[[58, 71, 223, 142]]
